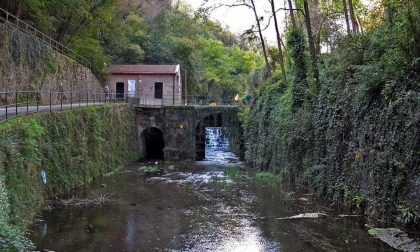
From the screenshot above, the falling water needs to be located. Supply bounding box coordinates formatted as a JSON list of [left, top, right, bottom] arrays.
[[205, 127, 229, 151]]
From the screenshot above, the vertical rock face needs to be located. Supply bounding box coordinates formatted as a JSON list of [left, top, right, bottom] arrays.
[[0, 23, 103, 100]]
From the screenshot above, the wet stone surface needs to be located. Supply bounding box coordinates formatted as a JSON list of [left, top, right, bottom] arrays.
[[30, 149, 398, 251]]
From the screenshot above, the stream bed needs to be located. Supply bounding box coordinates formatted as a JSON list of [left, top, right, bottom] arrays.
[[30, 149, 397, 251]]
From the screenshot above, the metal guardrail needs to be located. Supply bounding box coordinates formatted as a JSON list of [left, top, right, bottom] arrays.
[[0, 91, 124, 123], [0, 7, 89, 67], [0, 91, 244, 123], [128, 94, 243, 107]]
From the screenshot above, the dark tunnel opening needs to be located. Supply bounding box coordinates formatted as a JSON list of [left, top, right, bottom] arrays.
[[143, 127, 165, 160]]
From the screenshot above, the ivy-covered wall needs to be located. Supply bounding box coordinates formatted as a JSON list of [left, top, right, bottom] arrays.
[[0, 105, 139, 242], [0, 23, 102, 99], [244, 32, 420, 225]]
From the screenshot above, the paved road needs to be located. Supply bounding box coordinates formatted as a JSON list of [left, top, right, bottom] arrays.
[[0, 102, 106, 121]]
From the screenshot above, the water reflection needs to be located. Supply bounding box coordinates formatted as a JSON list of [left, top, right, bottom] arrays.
[[29, 134, 395, 251]]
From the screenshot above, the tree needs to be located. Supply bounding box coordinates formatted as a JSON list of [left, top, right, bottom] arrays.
[[348, 0, 359, 33], [204, 0, 272, 77], [249, 0, 271, 75], [342, 0, 351, 34], [269, 0, 287, 85], [303, 0, 320, 88], [287, 0, 297, 28]]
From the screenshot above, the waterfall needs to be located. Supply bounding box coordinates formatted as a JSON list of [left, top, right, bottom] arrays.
[[205, 127, 230, 151]]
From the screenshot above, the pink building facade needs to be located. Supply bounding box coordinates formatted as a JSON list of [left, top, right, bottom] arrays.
[[106, 64, 182, 105]]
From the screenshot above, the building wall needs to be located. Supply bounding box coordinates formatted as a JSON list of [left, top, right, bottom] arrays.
[[107, 73, 182, 105]]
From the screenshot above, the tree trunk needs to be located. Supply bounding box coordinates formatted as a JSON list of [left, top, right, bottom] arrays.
[[56, 8, 75, 43], [348, 0, 359, 33], [270, 0, 287, 85], [384, 0, 393, 23], [287, 0, 297, 29], [342, 0, 351, 35], [303, 0, 320, 89], [14, 0, 23, 19], [250, 0, 271, 75]]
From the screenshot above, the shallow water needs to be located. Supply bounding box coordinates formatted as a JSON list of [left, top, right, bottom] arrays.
[[30, 149, 396, 251]]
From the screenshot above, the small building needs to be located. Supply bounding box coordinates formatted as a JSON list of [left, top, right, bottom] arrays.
[[106, 64, 182, 105]]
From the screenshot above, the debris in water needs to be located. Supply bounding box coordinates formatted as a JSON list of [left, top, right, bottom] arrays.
[[49, 194, 112, 207], [86, 224, 95, 233], [338, 214, 362, 218], [277, 213, 327, 220], [368, 228, 420, 252]]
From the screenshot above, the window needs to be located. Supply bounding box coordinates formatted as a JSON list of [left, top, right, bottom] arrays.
[[154, 82, 163, 99], [128, 80, 137, 97]]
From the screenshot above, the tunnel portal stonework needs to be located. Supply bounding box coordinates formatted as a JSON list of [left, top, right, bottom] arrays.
[[135, 106, 242, 161]]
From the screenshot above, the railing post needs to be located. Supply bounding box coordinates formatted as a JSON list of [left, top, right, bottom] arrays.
[[60, 92, 63, 110], [5, 92, 8, 119], [36, 92, 39, 112], [26, 93, 29, 115], [70, 92, 73, 108], [15, 92, 18, 116], [86, 94, 89, 106], [49, 92, 52, 111], [79, 93, 81, 107]]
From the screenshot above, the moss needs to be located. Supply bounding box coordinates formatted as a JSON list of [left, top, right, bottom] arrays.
[[0, 105, 139, 249], [245, 24, 420, 225]]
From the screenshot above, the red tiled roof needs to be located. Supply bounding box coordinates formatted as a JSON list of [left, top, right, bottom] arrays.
[[107, 64, 179, 75]]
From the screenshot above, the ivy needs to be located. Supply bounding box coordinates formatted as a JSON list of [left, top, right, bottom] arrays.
[[244, 16, 420, 225]]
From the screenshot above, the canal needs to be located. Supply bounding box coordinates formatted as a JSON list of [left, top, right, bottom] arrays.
[[30, 128, 395, 251]]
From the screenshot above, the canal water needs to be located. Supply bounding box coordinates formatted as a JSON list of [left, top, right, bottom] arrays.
[[30, 128, 395, 251]]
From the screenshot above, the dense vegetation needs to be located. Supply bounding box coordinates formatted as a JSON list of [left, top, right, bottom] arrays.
[[0, 105, 139, 250], [0, 0, 418, 238], [0, 0, 264, 99], [242, 0, 419, 225]]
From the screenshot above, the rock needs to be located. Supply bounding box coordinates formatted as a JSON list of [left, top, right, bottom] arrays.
[[277, 212, 328, 220], [368, 228, 420, 252], [100, 184, 107, 188], [298, 197, 309, 202], [86, 224, 95, 233]]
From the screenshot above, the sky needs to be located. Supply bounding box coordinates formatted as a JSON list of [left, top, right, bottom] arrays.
[[182, 0, 378, 45], [183, 0, 284, 44]]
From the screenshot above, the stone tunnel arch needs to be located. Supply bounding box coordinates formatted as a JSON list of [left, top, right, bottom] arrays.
[[195, 113, 223, 160], [139, 127, 165, 160]]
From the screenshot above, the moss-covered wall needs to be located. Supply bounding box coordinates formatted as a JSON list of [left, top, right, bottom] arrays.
[[0, 23, 102, 100], [245, 75, 420, 225], [0, 105, 139, 240]]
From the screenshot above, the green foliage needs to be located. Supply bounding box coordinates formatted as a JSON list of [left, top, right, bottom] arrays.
[[246, 5, 420, 225], [286, 28, 308, 110], [194, 37, 263, 98], [138, 166, 161, 176], [0, 226, 34, 251], [9, 27, 50, 71], [238, 107, 251, 133], [2, 1, 262, 98], [255, 172, 283, 190], [225, 166, 241, 180], [0, 105, 139, 240], [398, 205, 419, 225]]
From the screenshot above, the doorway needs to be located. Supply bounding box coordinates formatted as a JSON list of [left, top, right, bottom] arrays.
[[116, 82, 124, 99]]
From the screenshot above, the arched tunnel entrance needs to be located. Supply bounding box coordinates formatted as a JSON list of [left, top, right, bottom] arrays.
[[195, 113, 224, 160], [140, 127, 165, 160]]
